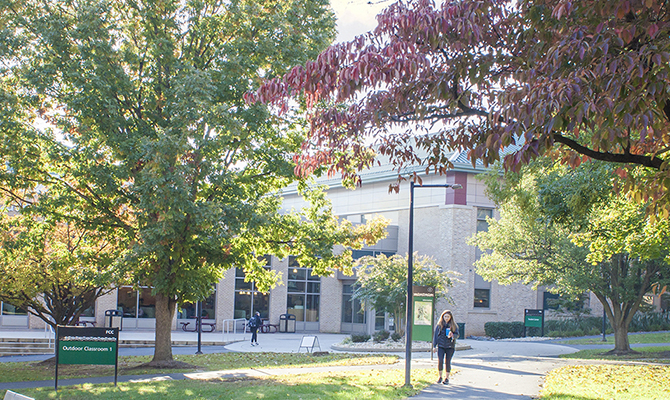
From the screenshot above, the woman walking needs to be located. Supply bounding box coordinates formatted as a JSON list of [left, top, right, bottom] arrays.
[[432, 310, 458, 384]]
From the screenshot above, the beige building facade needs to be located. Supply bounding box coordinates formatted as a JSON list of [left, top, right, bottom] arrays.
[[1, 157, 619, 336]]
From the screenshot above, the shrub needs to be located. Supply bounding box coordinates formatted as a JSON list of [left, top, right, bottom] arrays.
[[391, 331, 403, 341], [373, 330, 390, 343], [351, 333, 371, 343], [484, 322, 525, 339], [628, 311, 670, 332]]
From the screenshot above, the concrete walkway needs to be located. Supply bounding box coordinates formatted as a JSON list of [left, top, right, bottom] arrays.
[[0, 329, 631, 399]]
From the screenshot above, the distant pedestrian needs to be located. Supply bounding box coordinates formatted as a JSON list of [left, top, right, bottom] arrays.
[[432, 310, 458, 385], [249, 311, 262, 346]]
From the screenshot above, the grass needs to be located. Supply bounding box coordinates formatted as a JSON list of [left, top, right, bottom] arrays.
[[5, 368, 435, 400], [541, 365, 670, 400], [556, 331, 670, 345], [559, 346, 670, 363], [0, 353, 398, 383]]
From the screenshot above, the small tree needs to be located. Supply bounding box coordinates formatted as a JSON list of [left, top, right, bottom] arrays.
[[0, 211, 125, 327], [353, 253, 455, 334], [472, 160, 670, 354]]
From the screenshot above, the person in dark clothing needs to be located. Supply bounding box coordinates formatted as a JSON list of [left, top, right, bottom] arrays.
[[249, 311, 262, 346], [432, 309, 458, 385]]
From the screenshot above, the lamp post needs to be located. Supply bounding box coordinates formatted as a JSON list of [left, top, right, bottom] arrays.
[[196, 300, 203, 354], [602, 307, 607, 342], [404, 181, 462, 387]]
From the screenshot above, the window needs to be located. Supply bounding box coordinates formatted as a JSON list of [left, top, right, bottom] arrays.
[[233, 256, 271, 320], [1, 302, 27, 316], [474, 209, 493, 308], [179, 289, 216, 320], [351, 250, 395, 260], [117, 287, 157, 318], [342, 284, 365, 324], [474, 289, 490, 308], [287, 256, 320, 322]]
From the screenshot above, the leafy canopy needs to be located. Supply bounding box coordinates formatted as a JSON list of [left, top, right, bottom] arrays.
[[251, 0, 670, 210], [0, 0, 388, 363], [472, 160, 670, 352]]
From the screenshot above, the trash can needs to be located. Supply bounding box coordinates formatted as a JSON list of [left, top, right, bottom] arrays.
[[279, 314, 296, 333], [457, 322, 465, 340], [105, 309, 123, 331]]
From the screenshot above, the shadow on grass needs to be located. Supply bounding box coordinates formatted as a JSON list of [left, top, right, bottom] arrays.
[[16, 369, 434, 400]]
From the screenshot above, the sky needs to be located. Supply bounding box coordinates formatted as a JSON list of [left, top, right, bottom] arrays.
[[329, 0, 394, 42]]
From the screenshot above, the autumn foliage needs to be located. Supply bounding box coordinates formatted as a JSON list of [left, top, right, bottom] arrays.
[[250, 0, 670, 210]]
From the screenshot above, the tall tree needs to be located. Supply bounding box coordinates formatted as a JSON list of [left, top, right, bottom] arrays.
[[0, 0, 387, 366], [353, 253, 455, 334], [251, 0, 670, 210], [472, 160, 670, 353]]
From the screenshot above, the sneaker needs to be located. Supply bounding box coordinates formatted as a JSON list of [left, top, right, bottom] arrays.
[[443, 379, 449, 385], [436, 378, 442, 384]]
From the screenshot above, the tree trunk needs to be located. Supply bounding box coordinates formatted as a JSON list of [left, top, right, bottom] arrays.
[[611, 320, 632, 353], [151, 292, 177, 365]]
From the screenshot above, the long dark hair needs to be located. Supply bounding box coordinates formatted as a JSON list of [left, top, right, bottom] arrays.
[[437, 310, 457, 332]]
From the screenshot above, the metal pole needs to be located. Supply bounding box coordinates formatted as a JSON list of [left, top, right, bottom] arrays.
[[602, 307, 607, 342], [404, 181, 415, 388], [403, 182, 462, 388], [196, 300, 203, 354]]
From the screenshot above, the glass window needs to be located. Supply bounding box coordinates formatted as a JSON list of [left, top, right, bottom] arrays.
[[305, 294, 319, 322], [80, 305, 95, 318], [138, 288, 156, 318], [341, 284, 365, 325], [474, 289, 490, 308], [375, 310, 385, 331], [286, 258, 320, 323], [1, 302, 27, 316], [118, 287, 138, 318], [179, 289, 216, 320], [234, 261, 271, 320]]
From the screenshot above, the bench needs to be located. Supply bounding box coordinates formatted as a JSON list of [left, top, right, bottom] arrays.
[[179, 321, 216, 332], [260, 322, 278, 333], [75, 320, 96, 327]]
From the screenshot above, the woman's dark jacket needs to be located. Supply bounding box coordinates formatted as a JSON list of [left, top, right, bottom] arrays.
[[433, 325, 458, 349]]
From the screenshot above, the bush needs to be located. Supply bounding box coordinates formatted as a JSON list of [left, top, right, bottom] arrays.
[[628, 311, 670, 332], [484, 322, 525, 339], [351, 333, 371, 343], [391, 331, 403, 341], [373, 330, 390, 343]]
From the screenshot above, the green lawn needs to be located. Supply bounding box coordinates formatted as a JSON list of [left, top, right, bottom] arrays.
[[559, 346, 670, 363], [5, 368, 435, 400], [0, 353, 398, 383], [541, 365, 670, 400], [556, 331, 670, 345]]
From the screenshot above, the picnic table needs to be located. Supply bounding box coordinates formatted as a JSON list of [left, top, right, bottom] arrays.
[[180, 320, 216, 332]]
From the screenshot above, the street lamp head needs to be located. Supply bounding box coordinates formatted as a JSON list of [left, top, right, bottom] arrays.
[[450, 184, 463, 189]]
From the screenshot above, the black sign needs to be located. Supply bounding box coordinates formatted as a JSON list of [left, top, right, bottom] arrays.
[[55, 326, 119, 390]]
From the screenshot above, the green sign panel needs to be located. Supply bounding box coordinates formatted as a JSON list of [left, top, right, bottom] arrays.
[[525, 315, 543, 328], [58, 340, 117, 365], [411, 286, 435, 342]]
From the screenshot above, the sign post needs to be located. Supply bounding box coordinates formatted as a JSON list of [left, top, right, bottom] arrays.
[[55, 326, 119, 391], [524, 309, 544, 337]]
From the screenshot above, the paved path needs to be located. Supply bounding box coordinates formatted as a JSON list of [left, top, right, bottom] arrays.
[[0, 330, 650, 399]]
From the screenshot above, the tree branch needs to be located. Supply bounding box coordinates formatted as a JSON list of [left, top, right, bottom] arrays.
[[553, 134, 665, 169]]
